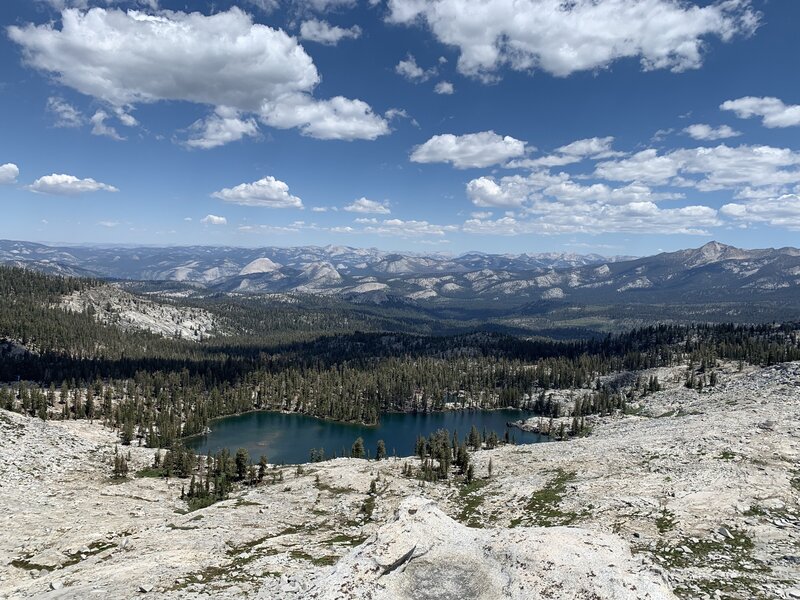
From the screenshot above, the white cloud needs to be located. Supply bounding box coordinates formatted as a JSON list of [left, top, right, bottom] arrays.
[[507, 154, 581, 169], [387, 0, 758, 80], [338, 218, 457, 237], [260, 94, 389, 140], [467, 176, 523, 208], [300, 19, 361, 45], [47, 96, 83, 127], [343, 197, 391, 214], [463, 202, 718, 236], [411, 131, 527, 169], [212, 176, 303, 209], [0, 163, 20, 185], [557, 136, 618, 158], [97, 220, 120, 227], [434, 81, 454, 95], [462, 166, 716, 235], [28, 173, 118, 195], [684, 123, 741, 141], [243, 0, 279, 13], [467, 170, 565, 208], [508, 136, 620, 169], [594, 148, 681, 185], [184, 107, 259, 149], [90, 110, 124, 140], [9, 7, 387, 142], [721, 96, 800, 128], [595, 144, 800, 191], [201, 214, 227, 225], [294, 0, 357, 13], [395, 54, 436, 82], [721, 194, 800, 230], [384, 108, 419, 128]]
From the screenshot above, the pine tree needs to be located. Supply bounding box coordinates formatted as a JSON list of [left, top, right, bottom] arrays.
[[234, 448, 250, 481], [376, 439, 386, 461], [351, 437, 365, 459]]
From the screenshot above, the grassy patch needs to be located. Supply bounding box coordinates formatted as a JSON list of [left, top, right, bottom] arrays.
[[510, 469, 587, 527], [360, 495, 376, 520], [325, 533, 367, 546], [289, 550, 339, 567], [168, 534, 275, 591], [457, 479, 490, 528], [135, 467, 165, 478], [647, 528, 769, 588], [315, 480, 353, 495], [233, 498, 261, 508], [12, 540, 115, 572], [718, 449, 736, 460], [656, 508, 676, 534]]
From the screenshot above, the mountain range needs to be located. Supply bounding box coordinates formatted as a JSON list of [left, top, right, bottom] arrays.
[[1, 239, 799, 306]]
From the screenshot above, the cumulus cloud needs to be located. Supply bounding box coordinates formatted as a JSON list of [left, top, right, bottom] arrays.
[[411, 131, 527, 168], [184, 107, 259, 149], [343, 197, 391, 214], [47, 96, 84, 127], [463, 202, 718, 236], [27, 173, 118, 195], [594, 144, 800, 191], [467, 170, 680, 208], [395, 54, 436, 82], [261, 94, 389, 140], [387, 0, 758, 80], [467, 176, 526, 208], [684, 123, 741, 140], [9, 7, 387, 143], [720, 194, 800, 230], [721, 96, 800, 128], [201, 214, 227, 225], [507, 136, 620, 169], [300, 19, 361, 45], [461, 164, 720, 235], [0, 163, 20, 185], [434, 81, 454, 95], [212, 176, 304, 209]]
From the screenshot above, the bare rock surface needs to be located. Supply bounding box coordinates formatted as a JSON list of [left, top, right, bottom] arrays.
[[60, 284, 222, 341], [0, 361, 798, 599], [305, 496, 675, 600]]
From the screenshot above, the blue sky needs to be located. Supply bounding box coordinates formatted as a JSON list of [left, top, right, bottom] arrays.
[[0, 0, 799, 255]]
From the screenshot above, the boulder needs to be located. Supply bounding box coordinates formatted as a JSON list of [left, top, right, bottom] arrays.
[[309, 497, 676, 600]]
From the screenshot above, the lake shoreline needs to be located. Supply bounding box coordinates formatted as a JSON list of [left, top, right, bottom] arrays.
[[182, 403, 540, 440], [183, 406, 547, 465]]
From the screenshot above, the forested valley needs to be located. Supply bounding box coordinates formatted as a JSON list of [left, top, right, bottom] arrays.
[[2, 265, 800, 449]]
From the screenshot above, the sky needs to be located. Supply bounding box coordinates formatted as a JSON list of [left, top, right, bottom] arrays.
[[0, 0, 799, 256]]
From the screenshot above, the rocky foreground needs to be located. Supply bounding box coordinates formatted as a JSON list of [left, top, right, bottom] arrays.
[[1, 362, 799, 599]]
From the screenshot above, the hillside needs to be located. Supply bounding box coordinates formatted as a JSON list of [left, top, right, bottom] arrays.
[[2, 242, 799, 319], [1, 360, 798, 599]]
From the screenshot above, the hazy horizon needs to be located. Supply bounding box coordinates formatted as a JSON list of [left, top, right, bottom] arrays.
[[2, 1, 800, 255]]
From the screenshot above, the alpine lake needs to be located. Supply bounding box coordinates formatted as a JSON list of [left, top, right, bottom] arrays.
[[185, 409, 548, 464]]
